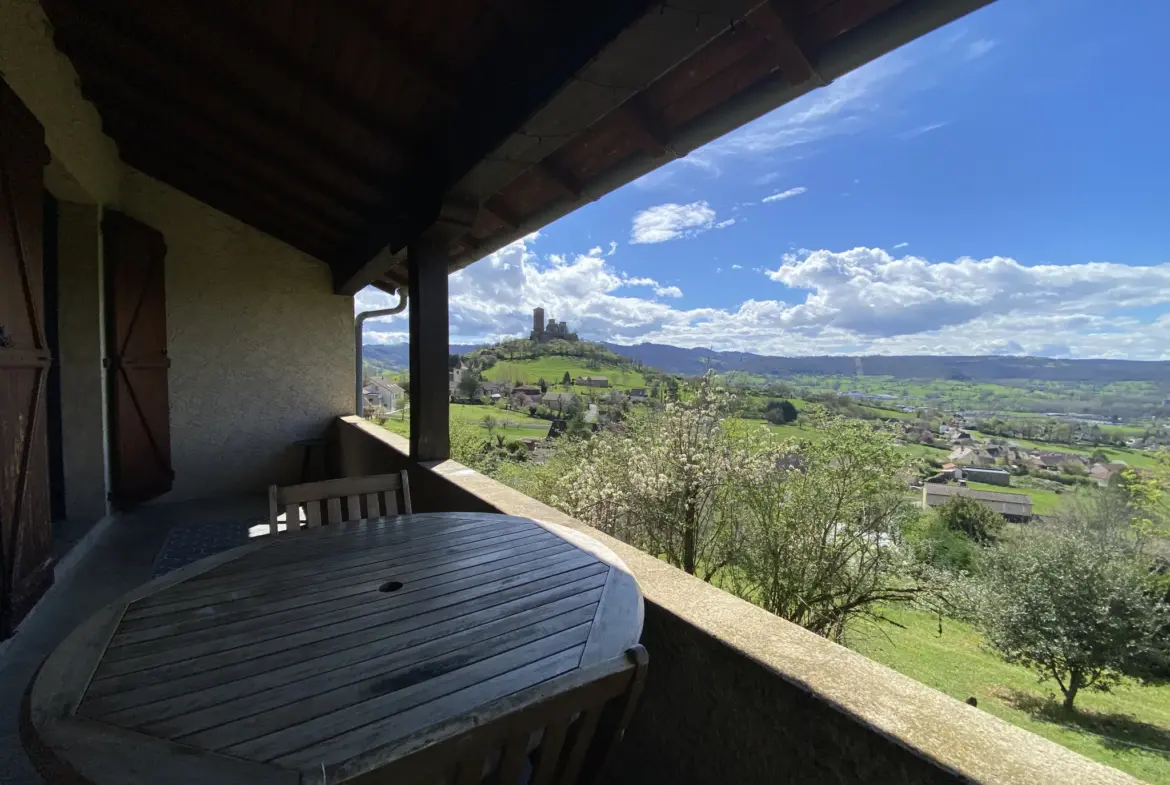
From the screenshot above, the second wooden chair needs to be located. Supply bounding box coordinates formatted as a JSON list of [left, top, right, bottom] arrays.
[[268, 471, 411, 536]]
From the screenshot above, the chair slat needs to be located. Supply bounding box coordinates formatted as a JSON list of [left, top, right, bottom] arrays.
[[305, 500, 322, 528], [383, 489, 398, 517], [326, 497, 343, 524], [496, 735, 531, 785], [267, 486, 280, 536], [284, 504, 300, 534], [345, 495, 361, 521], [365, 493, 382, 518], [401, 470, 413, 514], [530, 718, 569, 785], [559, 707, 603, 784]]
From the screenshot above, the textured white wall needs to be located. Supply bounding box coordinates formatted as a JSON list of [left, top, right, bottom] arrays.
[[119, 170, 353, 502]]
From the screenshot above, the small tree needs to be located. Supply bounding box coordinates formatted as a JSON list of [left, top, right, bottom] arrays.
[[562, 371, 572, 386], [935, 496, 1004, 544], [457, 370, 482, 401], [538, 377, 548, 393], [977, 527, 1169, 711], [481, 415, 498, 438], [1089, 449, 1110, 465]]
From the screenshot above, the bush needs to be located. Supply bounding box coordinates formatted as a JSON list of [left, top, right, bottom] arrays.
[[935, 495, 1004, 544], [905, 513, 981, 574]]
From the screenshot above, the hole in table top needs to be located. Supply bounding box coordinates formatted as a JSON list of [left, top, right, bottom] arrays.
[[379, 580, 404, 593]]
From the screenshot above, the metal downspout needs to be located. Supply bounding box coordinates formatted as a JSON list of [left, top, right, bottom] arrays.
[[355, 289, 408, 416]]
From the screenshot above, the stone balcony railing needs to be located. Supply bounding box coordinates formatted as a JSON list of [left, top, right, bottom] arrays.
[[334, 415, 1137, 785]]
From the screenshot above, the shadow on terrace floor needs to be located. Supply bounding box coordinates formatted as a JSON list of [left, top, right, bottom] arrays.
[[0, 496, 267, 785]]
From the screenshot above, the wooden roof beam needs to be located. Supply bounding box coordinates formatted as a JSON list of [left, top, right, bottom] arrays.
[[751, 1, 823, 86], [618, 100, 671, 159], [535, 160, 583, 201], [481, 197, 522, 232]]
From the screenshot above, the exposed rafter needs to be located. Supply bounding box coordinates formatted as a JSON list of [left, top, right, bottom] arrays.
[[751, 0, 822, 86], [617, 100, 671, 159], [481, 197, 522, 232], [535, 160, 583, 201]]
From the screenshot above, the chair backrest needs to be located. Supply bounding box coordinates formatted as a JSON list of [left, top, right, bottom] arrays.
[[268, 471, 411, 536], [347, 646, 648, 785]]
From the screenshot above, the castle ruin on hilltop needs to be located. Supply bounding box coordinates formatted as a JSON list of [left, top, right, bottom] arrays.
[[529, 307, 578, 342]]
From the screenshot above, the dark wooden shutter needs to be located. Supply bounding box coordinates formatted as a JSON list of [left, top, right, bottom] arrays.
[[104, 210, 172, 509], [0, 78, 54, 639]]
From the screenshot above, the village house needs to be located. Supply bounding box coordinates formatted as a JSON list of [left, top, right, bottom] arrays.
[[628, 387, 648, 402], [510, 385, 543, 408], [575, 375, 610, 388], [542, 391, 578, 413], [364, 376, 404, 411]]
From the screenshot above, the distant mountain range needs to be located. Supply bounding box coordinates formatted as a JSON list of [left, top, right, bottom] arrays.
[[363, 341, 1170, 384]]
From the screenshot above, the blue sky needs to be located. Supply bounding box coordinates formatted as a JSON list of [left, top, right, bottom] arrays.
[[359, 0, 1170, 360]]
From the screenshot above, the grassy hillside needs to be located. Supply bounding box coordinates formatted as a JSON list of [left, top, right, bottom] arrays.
[[850, 606, 1170, 783], [484, 357, 648, 390], [378, 403, 550, 443]]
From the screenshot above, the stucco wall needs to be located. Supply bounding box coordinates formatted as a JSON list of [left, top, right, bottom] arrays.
[[119, 170, 353, 502], [56, 201, 108, 522]]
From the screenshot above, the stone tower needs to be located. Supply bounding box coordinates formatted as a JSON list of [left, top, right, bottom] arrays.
[[533, 307, 545, 335]]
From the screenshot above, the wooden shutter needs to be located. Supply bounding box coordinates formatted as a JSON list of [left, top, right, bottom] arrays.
[[0, 78, 54, 639], [104, 210, 172, 509]]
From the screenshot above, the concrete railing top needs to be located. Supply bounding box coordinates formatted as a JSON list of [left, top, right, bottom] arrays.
[[338, 416, 1138, 785]]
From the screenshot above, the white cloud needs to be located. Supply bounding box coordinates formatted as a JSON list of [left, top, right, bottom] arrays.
[[966, 38, 997, 60], [361, 238, 1170, 361], [630, 201, 717, 244], [762, 187, 807, 203], [587, 245, 603, 257], [897, 121, 949, 140], [731, 264, 743, 270], [893, 242, 910, 249], [607, 241, 618, 256], [715, 218, 737, 229]]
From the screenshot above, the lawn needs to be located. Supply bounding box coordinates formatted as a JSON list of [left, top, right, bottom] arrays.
[[850, 605, 1170, 783], [375, 403, 551, 443], [485, 358, 648, 390]]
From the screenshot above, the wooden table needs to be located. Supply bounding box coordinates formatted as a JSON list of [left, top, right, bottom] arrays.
[[22, 512, 643, 785]]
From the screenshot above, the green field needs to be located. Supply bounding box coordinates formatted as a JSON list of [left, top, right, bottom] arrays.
[[850, 606, 1170, 783], [485, 358, 648, 390], [376, 403, 550, 443]]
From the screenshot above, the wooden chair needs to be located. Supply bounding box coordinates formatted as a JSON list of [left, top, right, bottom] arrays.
[[344, 645, 649, 785], [268, 471, 411, 536]]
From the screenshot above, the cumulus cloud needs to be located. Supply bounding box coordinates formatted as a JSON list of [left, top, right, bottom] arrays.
[[630, 201, 717, 244], [360, 237, 1170, 361], [762, 187, 807, 203], [731, 264, 743, 270]]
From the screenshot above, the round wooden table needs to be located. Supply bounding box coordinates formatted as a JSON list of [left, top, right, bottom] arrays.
[[23, 512, 643, 785]]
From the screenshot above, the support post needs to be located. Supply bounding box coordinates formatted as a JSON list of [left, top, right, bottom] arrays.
[[408, 235, 450, 461]]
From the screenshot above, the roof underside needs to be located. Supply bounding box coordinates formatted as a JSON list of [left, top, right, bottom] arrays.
[[41, 0, 993, 295]]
